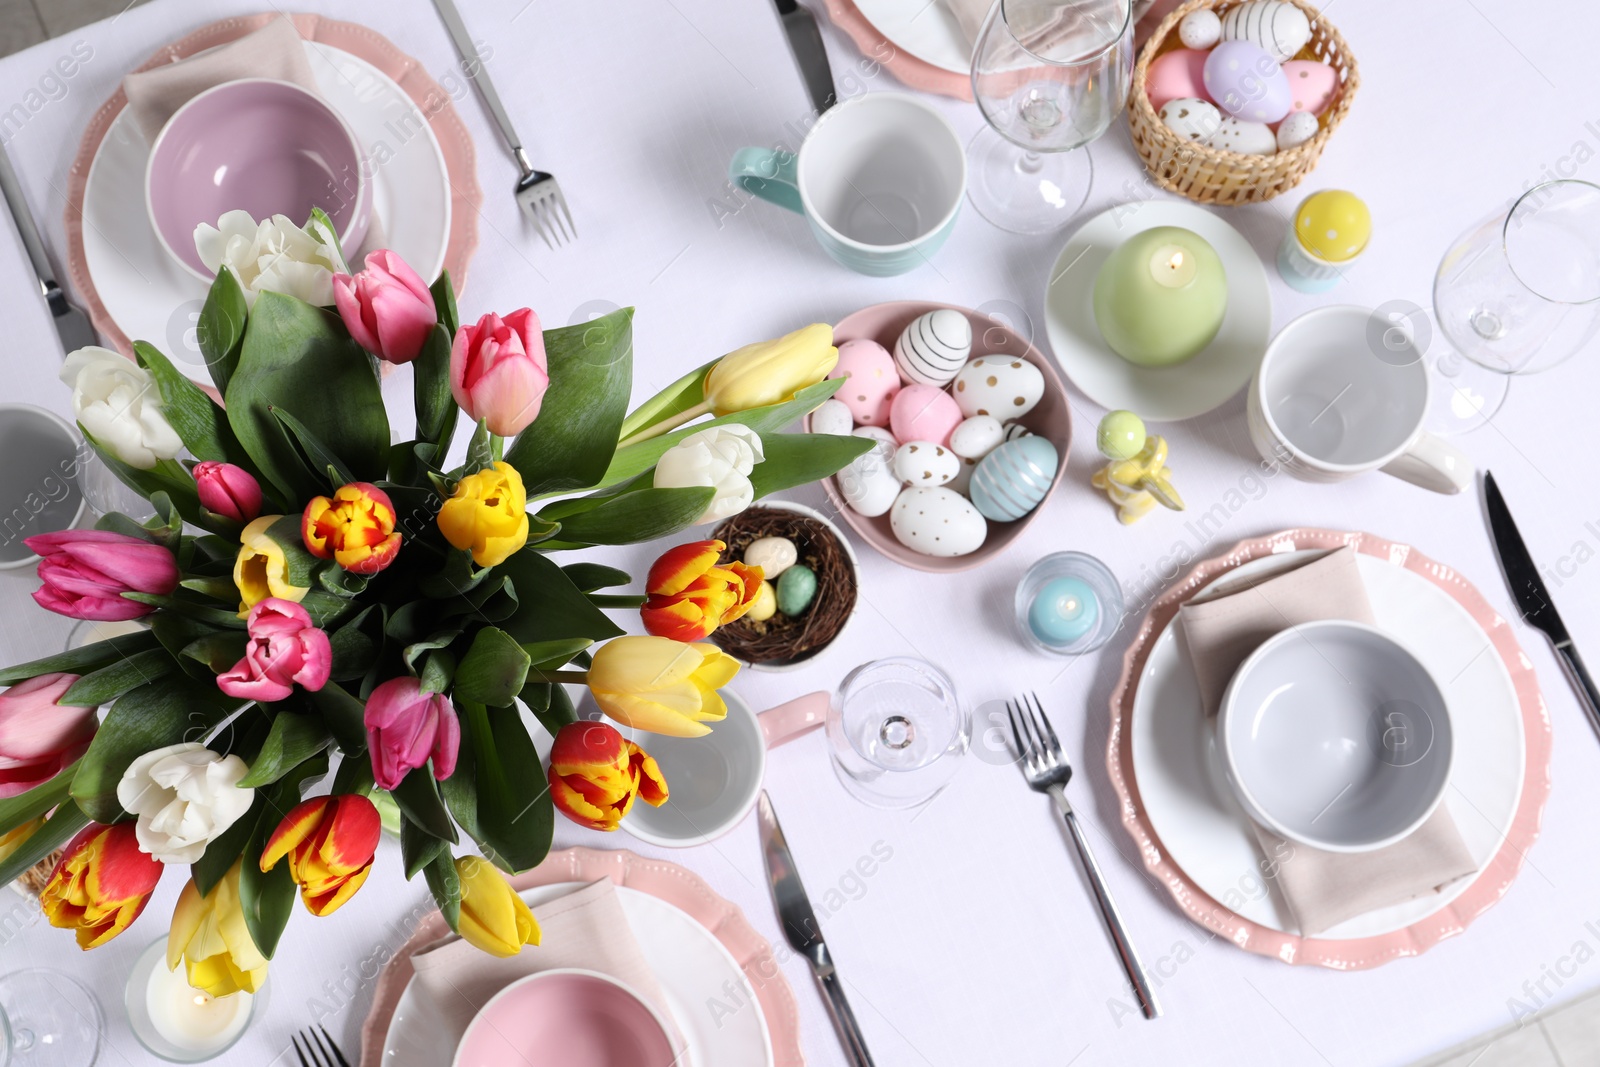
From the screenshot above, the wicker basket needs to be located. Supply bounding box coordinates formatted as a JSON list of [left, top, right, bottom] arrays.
[[1128, 0, 1359, 205]]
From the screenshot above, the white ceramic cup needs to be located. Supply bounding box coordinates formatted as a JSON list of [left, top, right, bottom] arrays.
[[1247, 305, 1473, 494], [620, 690, 828, 848], [0, 404, 87, 569]]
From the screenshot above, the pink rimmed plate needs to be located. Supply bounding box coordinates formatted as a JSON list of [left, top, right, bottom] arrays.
[[822, 0, 974, 99], [1107, 529, 1551, 969], [361, 848, 802, 1067]]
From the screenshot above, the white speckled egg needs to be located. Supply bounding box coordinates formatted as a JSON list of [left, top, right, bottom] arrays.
[[1275, 109, 1318, 150], [1158, 97, 1222, 145], [891, 441, 959, 487], [744, 536, 798, 578], [949, 415, 1005, 460], [1210, 116, 1277, 155], [810, 398, 854, 435], [894, 309, 971, 387], [1220, 0, 1311, 64], [853, 425, 898, 450], [969, 436, 1059, 522], [1179, 7, 1222, 48], [828, 338, 900, 426], [838, 438, 900, 517], [952, 355, 1046, 420], [890, 487, 987, 558]]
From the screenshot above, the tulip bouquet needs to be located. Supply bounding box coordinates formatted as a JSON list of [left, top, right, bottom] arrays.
[[0, 211, 869, 991]]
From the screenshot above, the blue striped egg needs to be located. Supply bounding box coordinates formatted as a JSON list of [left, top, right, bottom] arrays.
[[969, 436, 1059, 521], [894, 309, 971, 387]]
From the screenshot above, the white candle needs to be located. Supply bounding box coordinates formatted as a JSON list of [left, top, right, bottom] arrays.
[[145, 962, 251, 1054]]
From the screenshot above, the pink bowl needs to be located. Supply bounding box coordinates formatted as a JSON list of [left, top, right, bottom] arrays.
[[812, 301, 1074, 573], [146, 78, 369, 279], [452, 969, 676, 1067]]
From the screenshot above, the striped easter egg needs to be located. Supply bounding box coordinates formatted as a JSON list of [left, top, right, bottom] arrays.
[[1220, 0, 1311, 64], [893, 309, 971, 387], [969, 435, 1059, 522]]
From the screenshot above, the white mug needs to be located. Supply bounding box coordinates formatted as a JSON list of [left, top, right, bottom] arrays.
[[1247, 306, 1472, 494]]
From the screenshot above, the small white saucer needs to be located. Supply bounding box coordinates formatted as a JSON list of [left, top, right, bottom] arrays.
[[1042, 200, 1271, 421]]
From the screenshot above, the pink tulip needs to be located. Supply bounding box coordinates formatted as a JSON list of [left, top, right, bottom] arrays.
[[216, 598, 331, 703], [25, 530, 179, 621], [450, 309, 550, 436], [364, 677, 459, 791], [193, 462, 263, 524], [332, 250, 437, 365], [0, 674, 97, 798]]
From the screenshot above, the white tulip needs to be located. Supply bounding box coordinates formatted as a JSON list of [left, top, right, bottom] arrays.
[[116, 742, 254, 864], [60, 346, 183, 470], [194, 210, 339, 308], [652, 424, 765, 524]]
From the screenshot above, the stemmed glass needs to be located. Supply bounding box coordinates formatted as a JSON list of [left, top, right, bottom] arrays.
[[827, 658, 969, 809], [0, 970, 104, 1066], [1426, 179, 1600, 431], [968, 0, 1133, 234]]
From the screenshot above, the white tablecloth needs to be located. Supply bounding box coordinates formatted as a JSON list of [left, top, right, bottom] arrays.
[[1, 1, 1597, 1064]]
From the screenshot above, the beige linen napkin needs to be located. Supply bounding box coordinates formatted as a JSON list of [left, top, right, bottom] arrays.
[[408, 879, 686, 1055], [122, 17, 320, 141], [1177, 546, 1477, 936]]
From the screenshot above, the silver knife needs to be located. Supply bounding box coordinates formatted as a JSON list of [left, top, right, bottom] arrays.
[[1484, 471, 1600, 735], [758, 791, 874, 1067], [773, 0, 837, 115], [0, 142, 95, 355]]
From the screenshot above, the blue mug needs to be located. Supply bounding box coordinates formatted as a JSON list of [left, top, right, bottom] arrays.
[[729, 93, 966, 277]]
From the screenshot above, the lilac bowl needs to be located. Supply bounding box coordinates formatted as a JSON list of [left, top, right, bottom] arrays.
[[146, 78, 369, 279]]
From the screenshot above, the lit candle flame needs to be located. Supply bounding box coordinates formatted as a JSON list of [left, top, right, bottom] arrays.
[[193, 995, 208, 1007], [1167, 252, 1184, 271]]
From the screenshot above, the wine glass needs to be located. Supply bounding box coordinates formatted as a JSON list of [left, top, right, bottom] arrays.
[[1426, 179, 1600, 430], [0, 970, 103, 1066], [968, 0, 1133, 234], [826, 658, 969, 808]]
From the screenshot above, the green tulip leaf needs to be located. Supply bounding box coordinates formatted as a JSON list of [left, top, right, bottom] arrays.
[[749, 431, 874, 499], [521, 680, 579, 738], [191, 788, 263, 896], [270, 406, 357, 490], [0, 631, 158, 685], [617, 356, 717, 441], [431, 270, 459, 336], [463, 419, 493, 476], [59, 648, 176, 706], [458, 701, 551, 873], [413, 323, 457, 449], [452, 628, 530, 707], [0, 802, 90, 886], [560, 563, 632, 593], [519, 637, 592, 672], [419, 649, 456, 696], [0, 759, 80, 839], [423, 847, 462, 931], [239, 751, 328, 958], [197, 267, 248, 395], [391, 766, 458, 844], [306, 681, 368, 754], [494, 549, 624, 645], [134, 341, 255, 473], [539, 486, 713, 549], [180, 631, 249, 674], [328, 605, 384, 682], [237, 713, 332, 788], [401, 816, 450, 880]]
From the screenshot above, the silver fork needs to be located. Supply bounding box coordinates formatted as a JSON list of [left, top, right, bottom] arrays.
[[291, 1025, 351, 1067], [1007, 692, 1161, 1020], [430, 0, 576, 248]]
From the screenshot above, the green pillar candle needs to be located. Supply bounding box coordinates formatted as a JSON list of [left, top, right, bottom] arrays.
[[1092, 226, 1228, 367]]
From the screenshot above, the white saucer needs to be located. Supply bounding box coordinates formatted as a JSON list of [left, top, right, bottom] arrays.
[[852, 0, 972, 74], [80, 41, 452, 384], [1042, 200, 1271, 421]]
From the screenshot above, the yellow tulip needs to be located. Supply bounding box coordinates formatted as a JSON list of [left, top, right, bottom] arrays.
[[586, 636, 738, 738], [234, 516, 310, 617], [703, 323, 839, 416], [455, 855, 541, 957], [0, 817, 42, 866], [437, 462, 530, 567], [167, 861, 269, 997]]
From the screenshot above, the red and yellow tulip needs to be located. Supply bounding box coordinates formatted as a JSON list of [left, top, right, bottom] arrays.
[[40, 822, 163, 948], [168, 861, 269, 997], [259, 795, 382, 916], [548, 722, 668, 831], [639, 539, 761, 642], [301, 482, 402, 575], [455, 855, 541, 958]]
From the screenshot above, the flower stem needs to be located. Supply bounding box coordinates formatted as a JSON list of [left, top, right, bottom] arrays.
[[615, 400, 712, 449], [587, 594, 647, 608], [531, 669, 590, 685]]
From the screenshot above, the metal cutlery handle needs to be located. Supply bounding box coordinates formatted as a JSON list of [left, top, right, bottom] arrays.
[[1557, 642, 1600, 739], [430, 0, 530, 173], [815, 968, 876, 1067], [0, 144, 59, 302], [1052, 787, 1161, 1020]]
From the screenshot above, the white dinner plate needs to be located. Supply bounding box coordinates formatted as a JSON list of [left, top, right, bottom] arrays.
[[379, 882, 775, 1066], [80, 41, 451, 383], [1129, 550, 1526, 939], [1042, 200, 1271, 421], [852, 0, 973, 74]]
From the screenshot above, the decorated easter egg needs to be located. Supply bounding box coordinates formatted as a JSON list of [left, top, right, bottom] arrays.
[[1294, 189, 1371, 263], [1220, 0, 1311, 64], [1211, 116, 1277, 155], [829, 338, 900, 426], [952, 355, 1045, 420], [890, 385, 963, 446], [892, 441, 959, 487], [1178, 8, 1222, 49], [949, 415, 1005, 460], [745, 536, 797, 579], [1003, 422, 1033, 442], [1275, 109, 1319, 150], [894, 309, 972, 387], [1145, 49, 1210, 112], [969, 436, 1059, 522], [1204, 41, 1291, 124], [1281, 60, 1338, 115], [1158, 97, 1222, 144], [890, 487, 987, 558], [810, 398, 854, 435], [853, 425, 898, 450], [838, 440, 900, 518], [946, 456, 978, 496]]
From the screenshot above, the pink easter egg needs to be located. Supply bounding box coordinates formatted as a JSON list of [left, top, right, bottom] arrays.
[[829, 338, 901, 427], [889, 385, 963, 447], [1281, 60, 1338, 115], [1145, 49, 1210, 112]]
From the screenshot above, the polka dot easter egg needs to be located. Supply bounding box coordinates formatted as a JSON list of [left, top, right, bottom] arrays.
[[1276, 110, 1318, 150], [1281, 60, 1338, 116], [952, 355, 1045, 420], [1204, 40, 1291, 125], [893, 308, 971, 387], [829, 338, 900, 426], [1178, 8, 1222, 49], [890, 487, 987, 558], [890, 384, 963, 446], [892, 441, 960, 487], [1159, 97, 1222, 144], [1211, 116, 1276, 155]]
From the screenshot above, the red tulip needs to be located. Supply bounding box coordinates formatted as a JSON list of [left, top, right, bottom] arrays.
[[40, 822, 163, 948], [193, 461, 263, 523], [450, 309, 550, 435], [640, 539, 761, 642], [332, 250, 437, 365], [547, 721, 668, 831], [0, 674, 97, 797], [25, 530, 179, 621], [259, 795, 381, 916], [216, 598, 331, 702], [364, 677, 459, 791]]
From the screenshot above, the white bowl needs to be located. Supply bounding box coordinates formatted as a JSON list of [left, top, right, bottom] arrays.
[[1217, 620, 1453, 853]]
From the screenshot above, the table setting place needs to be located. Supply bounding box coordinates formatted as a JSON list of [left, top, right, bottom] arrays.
[[0, 0, 1593, 1064]]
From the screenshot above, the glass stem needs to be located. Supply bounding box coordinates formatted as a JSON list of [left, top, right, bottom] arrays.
[[1018, 151, 1045, 175]]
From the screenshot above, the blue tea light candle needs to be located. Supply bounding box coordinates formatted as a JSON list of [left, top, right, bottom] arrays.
[[1028, 577, 1099, 645], [1014, 552, 1124, 655]]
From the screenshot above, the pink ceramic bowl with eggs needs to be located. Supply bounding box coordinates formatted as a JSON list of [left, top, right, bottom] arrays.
[[809, 301, 1073, 573]]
